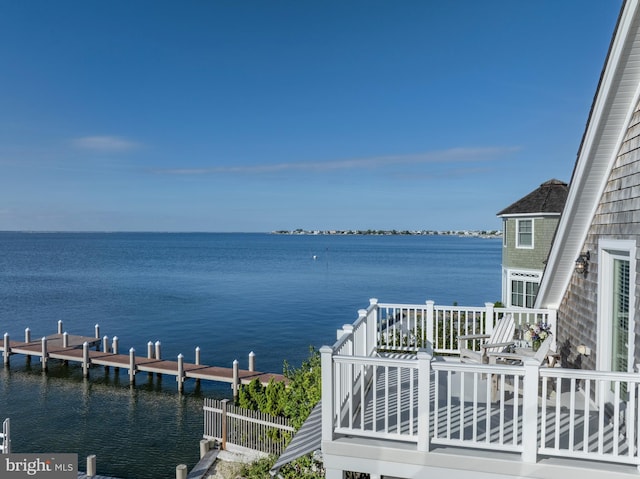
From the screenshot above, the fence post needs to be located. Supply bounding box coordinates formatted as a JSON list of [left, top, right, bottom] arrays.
[[522, 358, 540, 463], [485, 302, 495, 335], [320, 345, 334, 443], [425, 300, 435, 348], [221, 399, 229, 450], [41, 337, 48, 371], [367, 298, 378, 354], [417, 346, 433, 452], [3, 333, 9, 366], [86, 454, 96, 477]]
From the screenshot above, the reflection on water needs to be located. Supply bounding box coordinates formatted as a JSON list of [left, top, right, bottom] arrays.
[[0, 357, 227, 479]]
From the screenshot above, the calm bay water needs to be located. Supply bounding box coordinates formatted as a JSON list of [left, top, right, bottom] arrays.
[[0, 232, 501, 478]]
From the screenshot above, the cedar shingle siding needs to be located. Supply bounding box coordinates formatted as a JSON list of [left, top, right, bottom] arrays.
[[557, 99, 640, 370]]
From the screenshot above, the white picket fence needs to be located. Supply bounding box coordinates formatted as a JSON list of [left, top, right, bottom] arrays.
[[203, 399, 294, 456]]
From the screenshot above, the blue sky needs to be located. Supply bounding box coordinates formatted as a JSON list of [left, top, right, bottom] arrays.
[[0, 1, 623, 232]]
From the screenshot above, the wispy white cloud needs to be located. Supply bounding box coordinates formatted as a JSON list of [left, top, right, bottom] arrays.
[[156, 146, 520, 175], [71, 136, 140, 152]]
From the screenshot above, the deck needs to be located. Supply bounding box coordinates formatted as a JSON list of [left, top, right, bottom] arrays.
[[320, 300, 640, 479]]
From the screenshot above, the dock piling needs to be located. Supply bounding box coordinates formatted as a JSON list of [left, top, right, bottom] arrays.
[[3, 333, 9, 366], [249, 351, 255, 372], [176, 464, 187, 479], [147, 341, 154, 359], [57, 320, 63, 334], [177, 353, 184, 393], [112, 336, 119, 355], [129, 348, 136, 384], [155, 341, 161, 360], [195, 346, 201, 365], [41, 337, 47, 371], [86, 454, 96, 477], [24, 328, 30, 343], [82, 342, 90, 377], [232, 359, 239, 400], [94, 324, 100, 339], [102, 335, 109, 353], [63, 332, 69, 348]]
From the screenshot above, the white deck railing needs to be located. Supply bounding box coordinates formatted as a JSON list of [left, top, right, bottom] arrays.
[[321, 299, 640, 469]]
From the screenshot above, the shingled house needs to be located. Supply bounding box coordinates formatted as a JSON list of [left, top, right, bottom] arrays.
[[497, 179, 569, 308]]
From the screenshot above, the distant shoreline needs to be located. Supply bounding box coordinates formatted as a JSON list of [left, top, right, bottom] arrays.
[[271, 229, 502, 239]]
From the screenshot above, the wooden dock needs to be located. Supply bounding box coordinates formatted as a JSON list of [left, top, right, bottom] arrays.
[[0, 323, 285, 395]]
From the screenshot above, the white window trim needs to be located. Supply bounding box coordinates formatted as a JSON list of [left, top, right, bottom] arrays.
[[505, 268, 542, 308], [597, 239, 637, 373], [516, 218, 534, 249]]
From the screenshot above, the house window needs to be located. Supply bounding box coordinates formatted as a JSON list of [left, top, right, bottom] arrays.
[[516, 219, 533, 248], [511, 279, 539, 308]]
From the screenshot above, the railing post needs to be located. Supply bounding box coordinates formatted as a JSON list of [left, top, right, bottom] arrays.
[[417, 346, 433, 452], [221, 398, 229, 450], [320, 346, 334, 443], [357, 311, 367, 356], [3, 333, 9, 366], [367, 298, 378, 354], [426, 300, 435, 348], [485, 302, 495, 335], [548, 309, 558, 351], [522, 358, 540, 463]]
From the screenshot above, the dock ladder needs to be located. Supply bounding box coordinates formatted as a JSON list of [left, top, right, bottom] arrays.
[[0, 418, 10, 454]]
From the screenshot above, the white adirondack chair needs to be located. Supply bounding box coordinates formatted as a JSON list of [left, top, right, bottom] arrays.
[[458, 314, 515, 364]]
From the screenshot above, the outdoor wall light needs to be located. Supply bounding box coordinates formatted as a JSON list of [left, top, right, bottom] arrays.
[[577, 344, 591, 356], [575, 251, 590, 276]]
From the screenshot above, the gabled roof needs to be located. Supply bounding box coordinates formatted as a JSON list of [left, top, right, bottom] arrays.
[[536, 0, 640, 309], [497, 179, 568, 217]]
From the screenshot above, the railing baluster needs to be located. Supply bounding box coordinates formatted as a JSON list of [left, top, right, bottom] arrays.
[[583, 379, 590, 453], [569, 377, 576, 451]]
